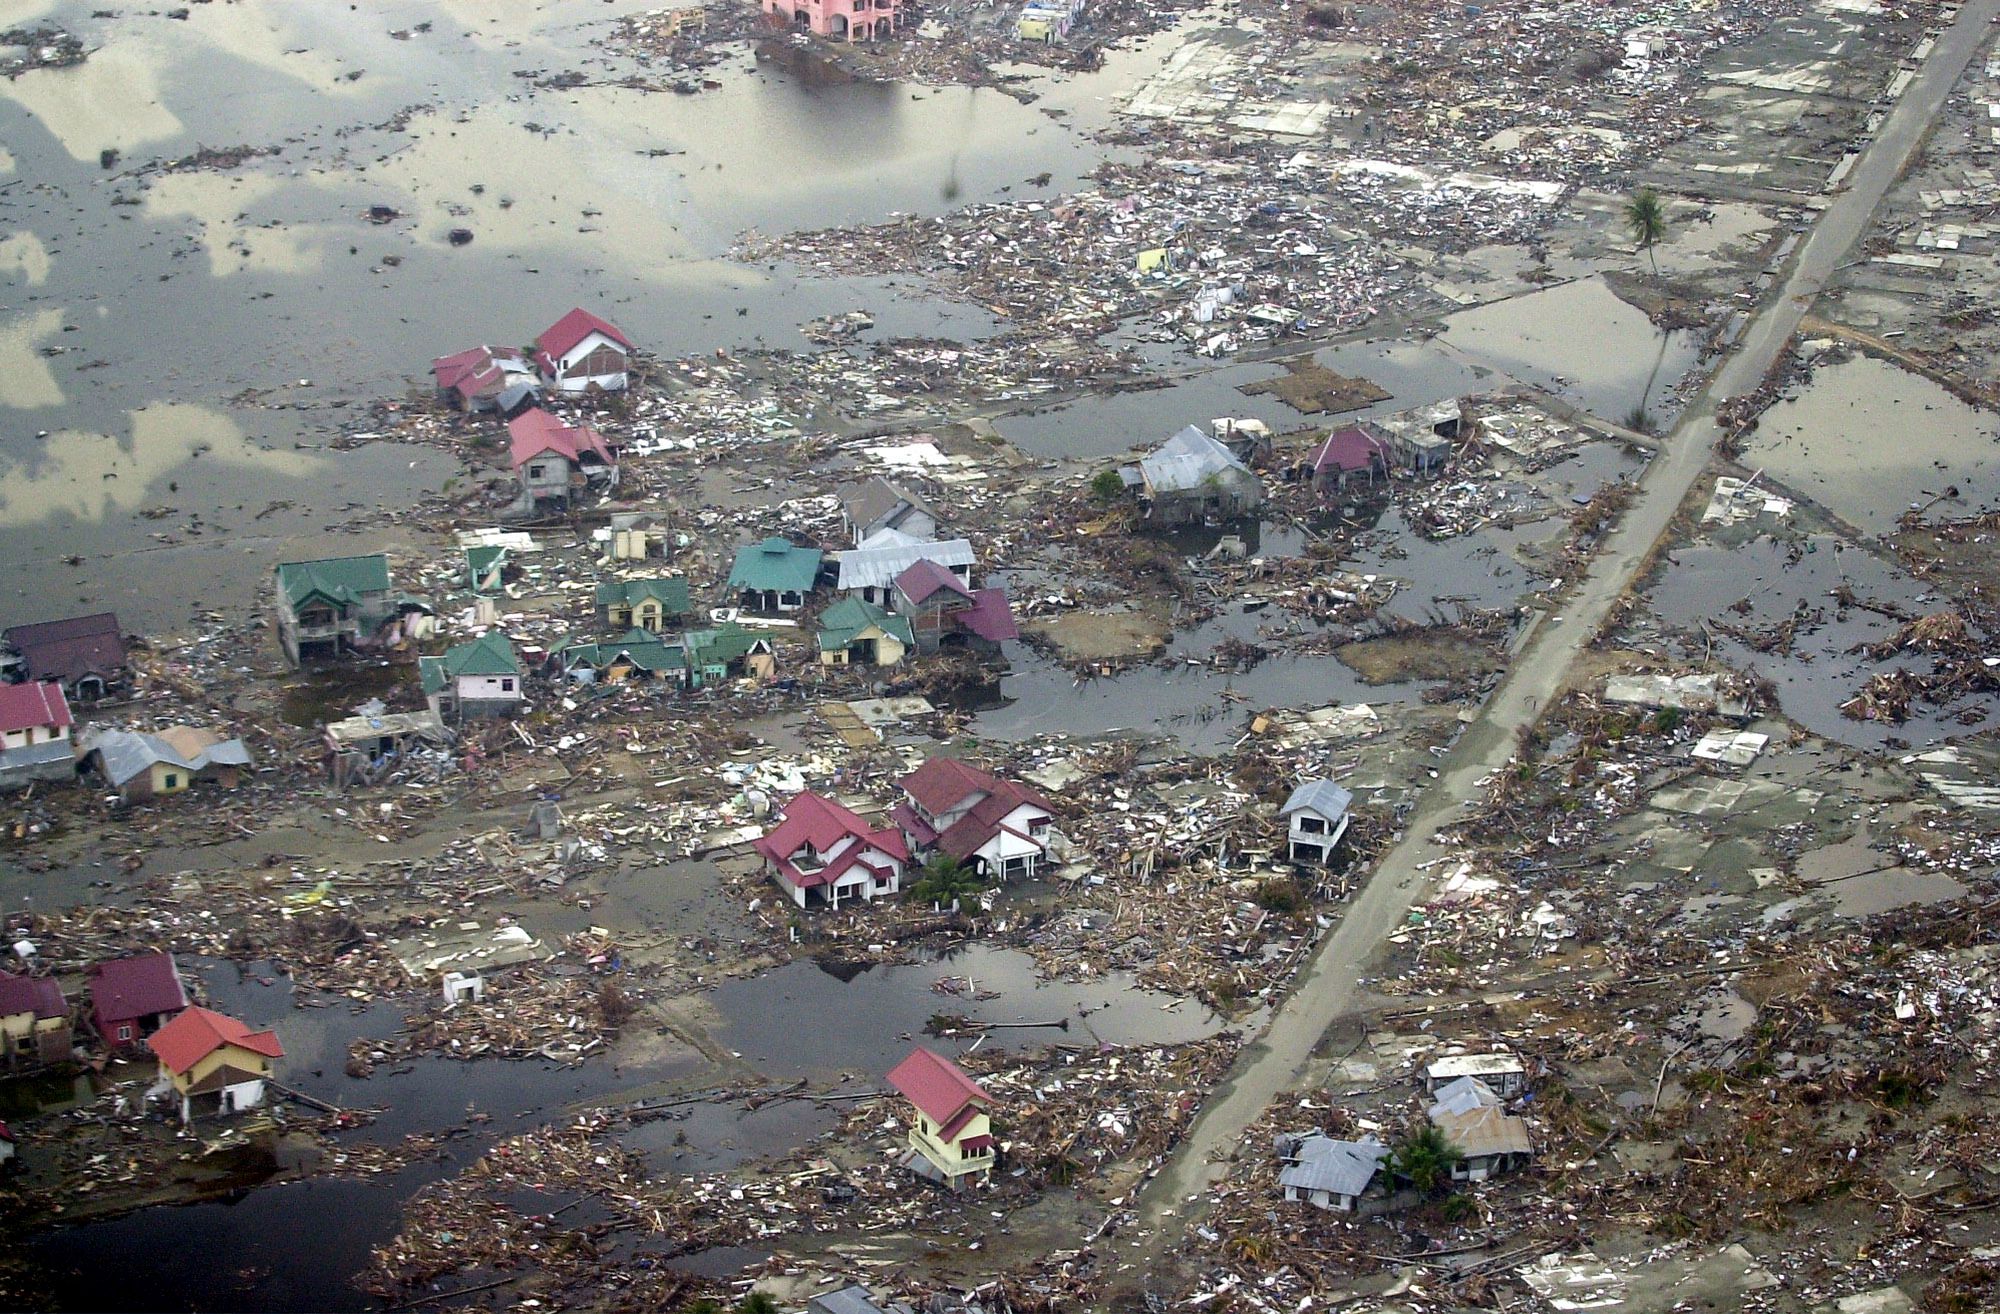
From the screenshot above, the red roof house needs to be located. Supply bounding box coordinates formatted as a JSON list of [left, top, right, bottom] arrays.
[[147, 1006, 284, 1123], [893, 759, 1054, 882], [534, 308, 633, 394], [887, 1046, 997, 1188], [1310, 426, 1393, 492], [88, 951, 189, 1049], [0, 681, 72, 738], [752, 791, 909, 912], [431, 345, 536, 412], [0, 971, 69, 1066], [507, 409, 620, 510], [892, 562, 1017, 655]]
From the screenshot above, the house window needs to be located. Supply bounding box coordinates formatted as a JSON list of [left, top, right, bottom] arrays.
[[528, 463, 547, 479], [500, 678, 515, 693], [163, 773, 179, 789], [117, 1024, 132, 1040], [1298, 815, 1327, 835]]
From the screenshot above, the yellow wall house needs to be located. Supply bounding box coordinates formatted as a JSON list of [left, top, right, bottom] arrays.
[[0, 971, 69, 1067], [146, 1005, 284, 1124], [887, 1046, 998, 1189]]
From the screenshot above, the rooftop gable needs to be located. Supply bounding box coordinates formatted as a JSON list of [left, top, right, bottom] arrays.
[[537, 307, 633, 362], [726, 537, 823, 594], [89, 951, 189, 1024], [147, 1005, 284, 1076], [887, 1045, 992, 1126], [275, 556, 391, 610], [0, 680, 71, 734]]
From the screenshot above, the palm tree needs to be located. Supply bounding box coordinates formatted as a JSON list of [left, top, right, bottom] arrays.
[[1625, 188, 1667, 274], [910, 854, 986, 909], [1391, 1124, 1462, 1196]]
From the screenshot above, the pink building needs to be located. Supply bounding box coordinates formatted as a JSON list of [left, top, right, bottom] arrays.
[[766, 0, 902, 41]]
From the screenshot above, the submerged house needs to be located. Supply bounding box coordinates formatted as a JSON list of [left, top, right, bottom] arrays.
[[147, 1006, 283, 1124], [1310, 425, 1394, 494], [272, 554, 399, 667], [508, 409, 619, 512], [2, 613, 128, 702], [891, 561, 1017, 655], [431, 345, 538, 413], [887, 1046, 997, 1190], [419, 631, 524, 722], [1280, 780, 1352, 865], [0, 972, 70, 1068], [534, 308, 633, 394], [323, 709, 453, 788], [893, 757, 1054, 882], [0, 681, 74, 792], [818, 598, 914, 668], [89, 951, 189, 1051], [753, 791, 908, 911], [80, 726, 250, 801], [1278, 1131, 1389, 1212], [726, 537, 823, 614], [595, 578, 691, 633], [1128, 425, 1264, 524]]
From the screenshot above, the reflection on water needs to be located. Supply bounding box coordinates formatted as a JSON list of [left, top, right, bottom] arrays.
[[0, 48, 181, 161], [0, 403, 321, 527], [0, 308, 66, 408]]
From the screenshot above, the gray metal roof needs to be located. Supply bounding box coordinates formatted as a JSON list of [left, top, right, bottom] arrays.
[[808, 1286, 889, 1314], [1434, 1105, 1531, 1161], [1428, 1075, 1501, 1119], [835, 537, 975, 591], [1281, 779, 1353, 821], [81, 728, 249, 788], [1138, 424, 1254, 495], [1277, 1134, 1387, 1198], [839, 478, 935, 531]]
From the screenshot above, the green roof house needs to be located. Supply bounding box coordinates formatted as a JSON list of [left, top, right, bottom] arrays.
[[595, 577, 691, 632], [817, 598, 914, 669], [682, 623, 777, 688], [548, 628, 686, 686], [466, 545, 510, 595], [725, 537, 823, 614], [273, 554, 395, 667], [419, 631, 524, 722]]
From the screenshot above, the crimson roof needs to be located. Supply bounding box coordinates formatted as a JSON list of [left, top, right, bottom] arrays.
[[751, 791, 910, 885], [1312, 426, 1392, 474], [537, 307, 632, 362], [433, 345, 525, 397], [507, 409, 615, 470], [887, 1046, 992, 1125], [4, 613, 125, 686], [899, 757, 998, 817], [936, 779, 1053, 863], [146, 1005, 283, 1076], [960, 589, 1018, 643], [0, 971, 64, 1020], [0, 680, 71, 734], [894, 558, 973, 606], [89, 951, 189, 1025]]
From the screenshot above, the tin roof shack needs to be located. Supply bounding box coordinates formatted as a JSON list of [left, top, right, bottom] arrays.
[[886, 1046, 996, 1190], [432, 345, 538, 413], [508, 409, 619, 513], [273, 554, 398, 667], [1422, 1052, 1527, 1099], [1, 612, 128, 702], [80, 726, 249, 802], [0, 681, 75, 792], [1428, 1076, 1532, 1182], [1129, 425, 1265, 524], [891, 561, 1017, 656], [324, 709, 453, 788], [594, 577, 690, 633], [0, 971, 69, 1067], [1281, 779, 1352, 866], [892, 757, 1055, 883], [726, 537, 824, 615], [835, 535, 973, 608], [1277, 1131, 1389, 1213], [838, 478, 940, 547], [1310, 425, 1394, 494], [89, 951, 189, 1051], [147, 1006, 283, 1125], [818, 598, 915, 669], [420, 632, 523, 723], [534, 307, 633, 394], [753, 791, 909, 911]]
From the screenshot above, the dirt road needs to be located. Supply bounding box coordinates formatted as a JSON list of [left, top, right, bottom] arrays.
[[1121, 0, 2000, 1287]]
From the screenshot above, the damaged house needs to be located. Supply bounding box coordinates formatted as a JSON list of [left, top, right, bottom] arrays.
[[147, 1006, 283, 1125], [80, 726, 251, 801], [1281, 780, 1352, 865], [533, 307, 633, 394], [1427, 1076, 1532, 1182], [1277, 1131, 1389, 1212], [89, 951, 189, 1051], [0, 972, 70, 1067], [1310, 425, 1394, 495], [818, 598, 915, 668], [753, 791, 908, 911], [420, 632, 524, 722], [892, 757, 1054, 882], [726, 537, 823, 614], [839, 478, 939, 546], [273, 554, 412, 667], [0, 681, 75, 792], [886, 1046, 997, 1190], [431, 344, 538, 414], [508, 409, 619, 513], [1, 612, 128, 702], [835, 534, 973, 608], [1127, 425, 1264, 524], [892, 560, 1018, 656], [323, 709, 453, 788]]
